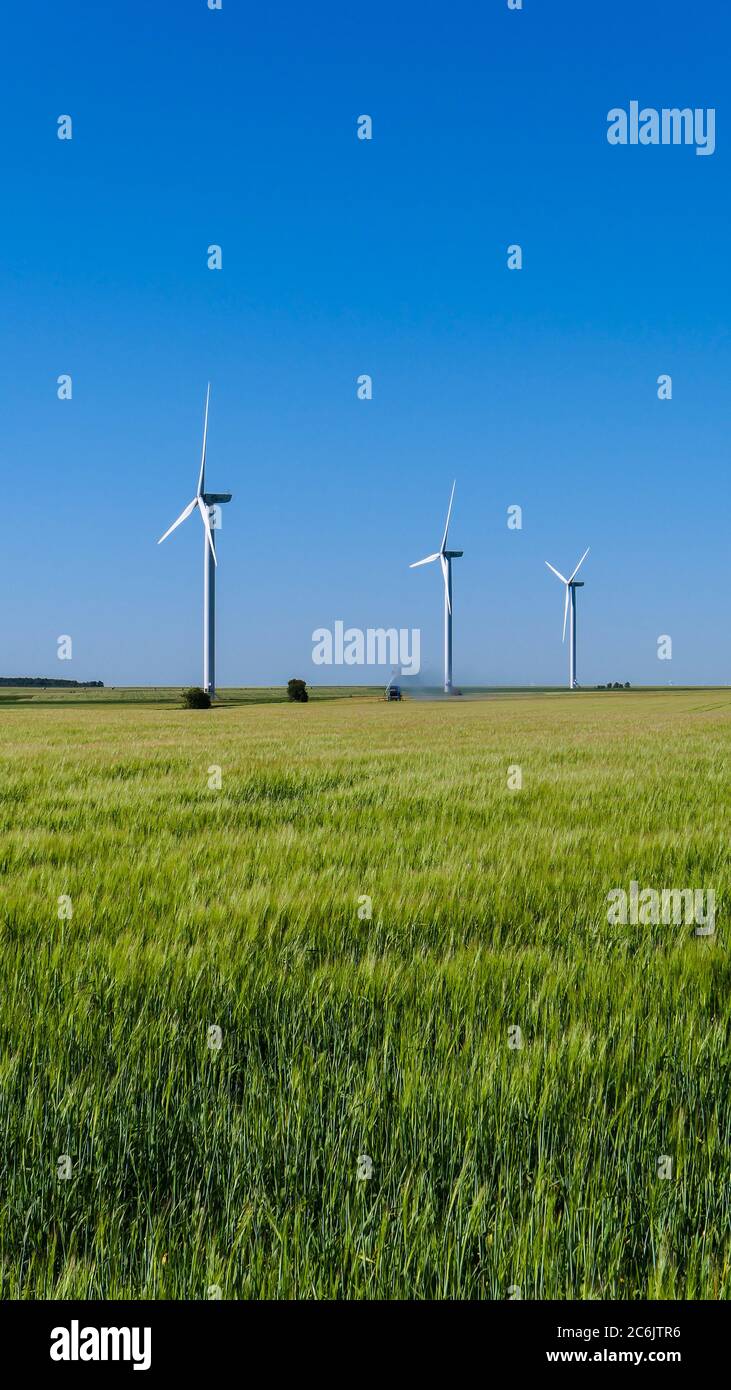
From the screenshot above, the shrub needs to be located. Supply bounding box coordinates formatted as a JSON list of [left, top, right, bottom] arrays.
[[287, 679, 308, 703], [182, 687, 211, 709]]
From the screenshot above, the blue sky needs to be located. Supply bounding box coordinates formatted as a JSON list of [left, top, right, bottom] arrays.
[[1, 0, 729, 687]]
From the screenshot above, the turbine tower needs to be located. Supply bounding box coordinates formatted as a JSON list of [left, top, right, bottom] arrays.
[[410, 481, 463, 694], [545, 547, 590, 689], [157, 385, 232, 699]]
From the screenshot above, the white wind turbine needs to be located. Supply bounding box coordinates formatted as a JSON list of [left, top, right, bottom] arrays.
[[545, 547, 590, 689], [157, 385, 232, 699], [410, 481, 463, 694]]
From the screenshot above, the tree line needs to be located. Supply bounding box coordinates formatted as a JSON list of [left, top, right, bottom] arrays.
[[0, 678, 104, 688]]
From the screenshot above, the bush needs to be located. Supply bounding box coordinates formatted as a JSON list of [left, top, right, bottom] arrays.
[[182, 687, 211, 709], [287, 679, 308, 703]]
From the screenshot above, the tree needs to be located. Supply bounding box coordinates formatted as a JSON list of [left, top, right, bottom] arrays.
[[182, 687, 211, 709], [287, 679, 308, 703]]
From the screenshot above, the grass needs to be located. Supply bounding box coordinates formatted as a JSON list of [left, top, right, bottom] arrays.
[[0, 688, 729, 1298]]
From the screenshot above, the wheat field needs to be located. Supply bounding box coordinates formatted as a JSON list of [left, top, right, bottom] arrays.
[[0, 687, 729, 1298]]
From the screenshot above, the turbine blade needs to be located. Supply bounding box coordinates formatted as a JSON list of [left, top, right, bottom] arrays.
[[562, 585, 569, 642], [197, 383, 211, 497], [409, 552, 440, 568], [157, 496, 198, 544], [545, 560, 568, 584], [440, 480, 456, 553], [440, 553, 451, 615], [197, 495, 217, 565], [568, 546, 590, 583]]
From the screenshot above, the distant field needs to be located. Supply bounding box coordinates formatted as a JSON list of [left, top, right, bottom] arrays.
[[0, 682, 720, 708], [0, 689, 729, 1298], [0, 684, 378, 707]]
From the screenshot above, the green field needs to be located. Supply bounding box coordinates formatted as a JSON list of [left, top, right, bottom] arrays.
[[0, 687, 729, 1298]]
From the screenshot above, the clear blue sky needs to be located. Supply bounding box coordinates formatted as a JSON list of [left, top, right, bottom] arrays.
[[2, 0, 729, 687]]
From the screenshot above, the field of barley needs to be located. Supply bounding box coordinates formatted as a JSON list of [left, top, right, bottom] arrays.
[[0, 687, 729, 1299]]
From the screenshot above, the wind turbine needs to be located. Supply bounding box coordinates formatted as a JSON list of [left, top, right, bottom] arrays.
[[157, 385, 232, 699], [410, 481, 463, 694], [545, 547, 590, 689]]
